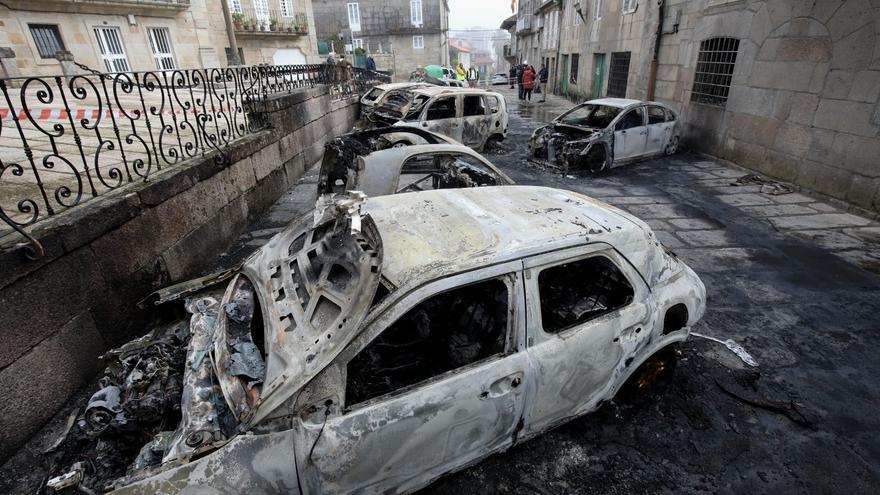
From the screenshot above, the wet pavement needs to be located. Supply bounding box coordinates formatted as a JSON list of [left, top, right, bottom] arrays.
[[4, 86, 880, 494]]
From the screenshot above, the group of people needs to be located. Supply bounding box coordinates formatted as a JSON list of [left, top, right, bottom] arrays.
[[455, 63, 481, 87], [509, 62, 549, 102]]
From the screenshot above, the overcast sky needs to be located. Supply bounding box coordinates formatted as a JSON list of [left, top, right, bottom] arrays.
[[448, 0, 515, 30]]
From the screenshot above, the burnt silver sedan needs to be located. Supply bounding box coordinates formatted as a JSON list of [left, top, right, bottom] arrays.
[[530, 98, 681, 173]]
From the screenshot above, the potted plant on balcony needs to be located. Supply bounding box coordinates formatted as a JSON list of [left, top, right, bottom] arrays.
[[295, 14, 309, 34], [232, 13, 244, 31], [269, 17, 279, 31]]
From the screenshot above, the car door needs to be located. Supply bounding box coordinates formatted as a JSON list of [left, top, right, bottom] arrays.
[[420, 95, 463, 142], [521, 244, 651, 435], [645, 105, 673, 155], [460, 94, 492, 148], [612, 106, 647, 161], [293, 261, 528, 494]]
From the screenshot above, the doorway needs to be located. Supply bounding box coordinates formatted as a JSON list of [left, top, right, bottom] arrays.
[[561, 54, 569, 95], [592, 53, 605, 99]]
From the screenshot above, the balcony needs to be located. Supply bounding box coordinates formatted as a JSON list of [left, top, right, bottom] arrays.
[[516, 14, 533, 34], [4, 0, 190, 13], [232, 8, 309, 36]]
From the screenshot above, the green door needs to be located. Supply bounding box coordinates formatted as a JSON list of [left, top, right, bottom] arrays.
[[561, 54, 569, 95], [593, 54, 605, 99]]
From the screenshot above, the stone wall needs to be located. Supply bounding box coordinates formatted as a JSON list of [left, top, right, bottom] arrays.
[[0, 86, 360, 462]]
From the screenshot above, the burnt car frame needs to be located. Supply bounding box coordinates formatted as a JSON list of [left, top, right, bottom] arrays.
[[103, 186, 705, 494], [318, 127, 513, 197], [529, 98, 681, 173], [366, 86, 508, 151]]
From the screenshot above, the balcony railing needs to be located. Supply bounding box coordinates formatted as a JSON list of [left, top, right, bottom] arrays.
[[232, 8, 309, 35], [0, 63, 388, 257]]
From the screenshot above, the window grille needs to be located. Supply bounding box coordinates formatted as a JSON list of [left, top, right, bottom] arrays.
[[147, 28, 175, 71], [229, 0, 242, 14], [607, 51, 630, 98], [94, 27, 130, 73], [622, 0, 637, 13], [691, 37, 739, 107], [281, 0, 292, 17], [29, 25, 65, 59]]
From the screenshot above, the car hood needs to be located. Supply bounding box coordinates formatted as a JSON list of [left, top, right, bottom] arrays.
[[238, 193, 383, 426]]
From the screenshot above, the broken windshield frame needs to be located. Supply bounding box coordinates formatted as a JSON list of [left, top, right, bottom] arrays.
[[556, 104, 622, 129]]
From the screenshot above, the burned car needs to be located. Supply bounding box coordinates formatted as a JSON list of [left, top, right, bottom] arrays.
[[49, 186, 705, 494], [318, 127, 513, 196], [366, 86, 508, 150], [530, 98, 681, 172], [360, 82, 431, 117]]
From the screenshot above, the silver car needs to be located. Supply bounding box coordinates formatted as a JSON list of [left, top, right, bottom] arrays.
[[530, 98, 681, 173], [101, 186, 705, 494]]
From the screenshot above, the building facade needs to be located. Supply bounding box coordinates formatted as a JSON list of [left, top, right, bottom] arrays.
[[312, 0, 449, 80], [0, 0, 319, 78], [512, 0, 880, 214]]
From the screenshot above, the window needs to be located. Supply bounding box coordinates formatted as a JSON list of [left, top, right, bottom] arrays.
[[426, 96, 456, 120], [559, 104, 621, 128], [615, 107, 645, 131], [280, 0, 293, 17], [570, 53, 579, 84], [94, 27, 130, 73], [463, 95, 487, 117], [346, 278, 509, 406], [29, 24, 65, 59], [647, 106, 666, 124], [225, 47, 246, 65], [622, 0, 637, 13], [607, 51, 630, 98], [147, 28, 175, 71], [353, 38, 364, 50], [413, 35, 424, 49], [691, 37, 739, 107], [254, 0, 270, 27], [593, 0, 603, 20], [538, 256, 634, 333], [487, 94, 501, 114], [347, 2, 361, 32], [228, 0, 242, 14], [397, 153, 503, 192], [411, 0, 423, 26]]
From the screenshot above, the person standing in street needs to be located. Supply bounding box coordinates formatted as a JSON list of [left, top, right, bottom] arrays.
[[456, 63, 467, 82], [508, 65, 516, 89], [467, 66, 478, 87], [538, 63, 549, 102], [517, 63, 527, 100], [522, 65, 537, 102], [366, 56, 376, 72]]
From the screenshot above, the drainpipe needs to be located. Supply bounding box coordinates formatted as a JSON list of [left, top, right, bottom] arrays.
[[646, 0, 664, 100], [221, 0, 240, 65]]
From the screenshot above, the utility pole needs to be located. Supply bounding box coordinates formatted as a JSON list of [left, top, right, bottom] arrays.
[[221, 0, 240, 65]]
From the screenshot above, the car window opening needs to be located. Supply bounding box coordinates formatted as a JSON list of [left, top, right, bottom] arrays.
[[539, 256, 635, 333], [398, 154, 501, 193], [346, 278, 509, 407], [559, 104, 621, 128]]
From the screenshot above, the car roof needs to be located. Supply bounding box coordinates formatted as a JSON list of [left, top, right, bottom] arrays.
[[363, 186, 645, 289], [585, 97, 644, 108], [410, 86, 489, 97], [376, 82, 428, 91]]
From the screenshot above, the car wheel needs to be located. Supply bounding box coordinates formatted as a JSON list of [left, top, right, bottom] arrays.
[[584, 146, 607, 173], [665, 136, 679, 155], [618, 346, 678, 405], [392, 141, 411, 149]]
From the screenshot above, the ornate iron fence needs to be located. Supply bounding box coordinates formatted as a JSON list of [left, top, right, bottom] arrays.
[[0, 63, 389, 258]]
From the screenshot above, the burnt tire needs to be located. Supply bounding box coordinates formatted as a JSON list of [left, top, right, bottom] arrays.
[[584, 146, 608, 173], [617, 346, 678, 405]]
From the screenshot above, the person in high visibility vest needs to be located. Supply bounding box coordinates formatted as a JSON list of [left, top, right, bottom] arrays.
[[467, 66, 478, 87], [456, 63, 466, 81]]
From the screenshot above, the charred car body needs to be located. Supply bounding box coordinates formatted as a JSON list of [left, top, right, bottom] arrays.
[[318, 127, 513, 197], [50, 186, 705, 494], [530, 98, 681, 173], [360, 82, 431, 118], [366, 87, 508, 150]]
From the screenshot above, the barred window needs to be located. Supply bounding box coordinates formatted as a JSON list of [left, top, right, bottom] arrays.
[[691, 37, 739, 107], [29, 24, 65, 59]]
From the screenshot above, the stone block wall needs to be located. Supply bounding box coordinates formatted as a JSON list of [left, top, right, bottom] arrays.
[[0, 86, 360, 462]]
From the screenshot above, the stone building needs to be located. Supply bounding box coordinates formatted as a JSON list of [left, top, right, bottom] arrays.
[[0, 0, 319, 78], [512, 0, 880, 214], [312, 0, 450, 80]]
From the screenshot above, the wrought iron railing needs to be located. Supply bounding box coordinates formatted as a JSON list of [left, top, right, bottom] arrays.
[[0, 63, 389, 258]]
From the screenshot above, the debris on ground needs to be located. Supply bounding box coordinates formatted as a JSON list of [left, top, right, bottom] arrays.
[[714, 378, 816, 428], [731, 174, 793, 195], [691, 332, 758, 367]]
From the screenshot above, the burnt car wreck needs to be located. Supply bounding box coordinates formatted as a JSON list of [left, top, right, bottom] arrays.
[[318, 127, 513, 197], [43, 186, 705, 494], [530, 98, 681, 173]]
